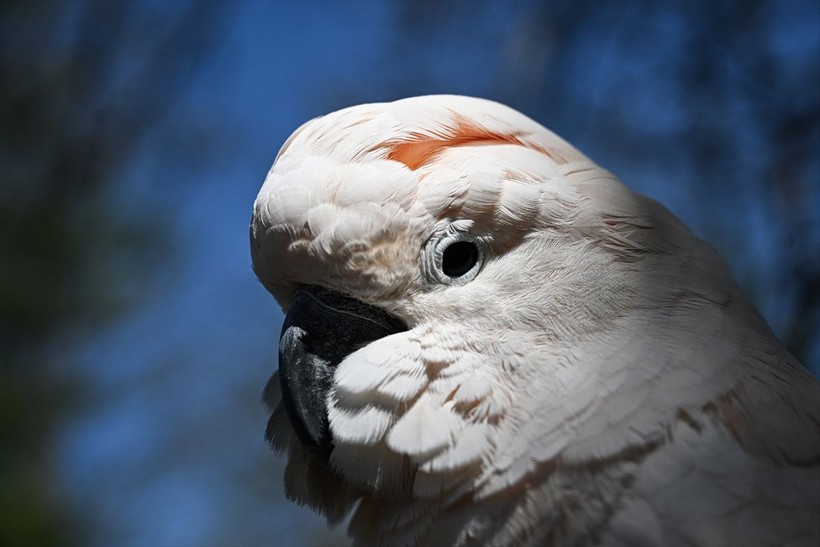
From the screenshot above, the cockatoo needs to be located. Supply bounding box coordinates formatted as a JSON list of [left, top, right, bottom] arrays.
[[251, 95, 820, 547]]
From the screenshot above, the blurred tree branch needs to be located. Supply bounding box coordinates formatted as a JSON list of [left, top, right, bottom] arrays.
[[0, 2, 226, 543]]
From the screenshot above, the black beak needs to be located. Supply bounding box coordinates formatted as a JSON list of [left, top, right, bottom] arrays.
[[276, 286, 407, 464]]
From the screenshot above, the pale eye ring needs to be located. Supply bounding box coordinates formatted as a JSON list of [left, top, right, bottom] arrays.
[[422, 229, 485, 285]]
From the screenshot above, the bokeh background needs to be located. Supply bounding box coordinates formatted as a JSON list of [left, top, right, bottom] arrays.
[[2, 1, 818, 546]]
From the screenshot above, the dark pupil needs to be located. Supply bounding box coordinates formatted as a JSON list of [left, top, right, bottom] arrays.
[[442, 241, 478, 277]]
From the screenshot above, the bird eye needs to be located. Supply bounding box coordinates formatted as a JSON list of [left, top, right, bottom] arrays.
[[422, 225, 485, 285], [441, 240, 479, 278]]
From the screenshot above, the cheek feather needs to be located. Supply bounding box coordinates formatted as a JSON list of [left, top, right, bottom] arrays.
[[325, 326, 513, 499]]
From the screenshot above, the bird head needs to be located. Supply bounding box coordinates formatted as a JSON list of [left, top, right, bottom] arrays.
[[250, 95, 781, 533]]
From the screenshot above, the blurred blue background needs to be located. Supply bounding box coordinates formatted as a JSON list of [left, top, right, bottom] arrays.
[[1, 1, 818, 546]]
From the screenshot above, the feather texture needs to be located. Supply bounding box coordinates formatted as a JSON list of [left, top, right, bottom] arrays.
[[251, 95, 820, 546]]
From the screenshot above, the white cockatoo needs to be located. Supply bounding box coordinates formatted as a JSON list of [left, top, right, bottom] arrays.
[[251, 95, 820, 547]]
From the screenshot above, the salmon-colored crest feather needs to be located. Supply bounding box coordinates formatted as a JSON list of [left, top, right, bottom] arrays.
[[383, 119, 569, 170]]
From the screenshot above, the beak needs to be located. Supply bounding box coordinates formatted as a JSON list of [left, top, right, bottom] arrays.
[[276, 286, 407, 464]]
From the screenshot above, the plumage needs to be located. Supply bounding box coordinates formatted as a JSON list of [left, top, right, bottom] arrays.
[[251, 95, 820, 546]]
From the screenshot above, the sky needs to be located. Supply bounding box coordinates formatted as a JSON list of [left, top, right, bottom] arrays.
[[45, 1, 819, 546]]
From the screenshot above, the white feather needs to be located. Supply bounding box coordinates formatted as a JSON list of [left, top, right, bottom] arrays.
[[420, 422, 490, 473], [386, 393, 463, 460], [328, 404, 395, 445], [375, 372, 428, 403]]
